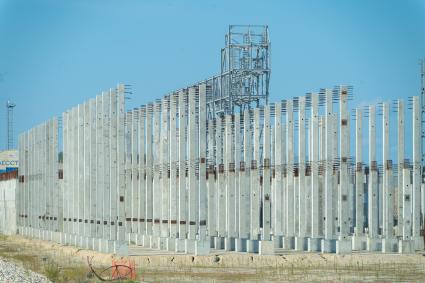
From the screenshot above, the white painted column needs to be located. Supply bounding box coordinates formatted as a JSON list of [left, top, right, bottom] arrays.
[[109, 91, 118, 244], [116, 84, 127, 253], [322, 89, 335, 253], [332, 113, 339, 237], [274, 102, 283, 247], [124, 111, 132, 242], [17, 135, 22, 231], [138, 106, 146, 241], [240, 110, 251, 242], [161, 97, 170, 242], [131, 108, 140, 242], [62, 112, 68, 240], [309, 93, 321, 251], [382, 102, 397, 252], [78, 104, 84, 244], [249, 108, 261, 250], [224, 114, 235, 251], [152, 101, 161, 243], [284, 100, 295, 249], [89, 98, 97, 246], [169, 95, 178, 248], [397, 100, 404, 237], [367, 105, 380, 251], [353, 108, 366, 250], [95, 97, 103, 244], [319, 117, 325, 236], [234, 112, 243, 251], [295, 96, 307, 251], [25, 132, 29, 234], [336, 87, 352, 254], [83, 101, 91, 248], [177, 91, 187, 251], [145, 104, 154, 244], [259, 104, 273, 254], [197, 83, 209, 255], [412, 96, 423, 250], [103, 93, 112, 250], [399, 166, 413, 253], [187, 87, 198, 253], [216, 116, 225, 249], [207, 119, 217, 239]]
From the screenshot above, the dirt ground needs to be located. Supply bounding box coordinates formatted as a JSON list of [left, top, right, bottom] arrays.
[[0, 234, 425, 282]]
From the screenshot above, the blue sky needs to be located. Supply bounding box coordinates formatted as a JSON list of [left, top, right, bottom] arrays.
[[0, 0, 424, 159]]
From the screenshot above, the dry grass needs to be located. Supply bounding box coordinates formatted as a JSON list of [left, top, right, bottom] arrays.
[[0, 233, 424, 282]]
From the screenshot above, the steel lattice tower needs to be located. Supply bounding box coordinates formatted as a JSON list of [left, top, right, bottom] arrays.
[[6, 101, 16, 149], [206, 25, 271, 118]]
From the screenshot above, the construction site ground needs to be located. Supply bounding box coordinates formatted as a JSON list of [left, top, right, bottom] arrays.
[[0, 234, 425, 282]]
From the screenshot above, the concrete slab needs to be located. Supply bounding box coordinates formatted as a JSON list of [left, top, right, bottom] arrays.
[[282, 236, 294, 250], [224, 237, 235, 251], [175, 239, 186, 252], [99, 239, 110, 253], [195, 240, 210, 256], [59, 232, 66, 245], [166, 238, 176, 251], [308, 238, 322, 252], [367, 237, 382, 252], [185, 239, 196, 254], [142, 235, 151, 247], [86, 237, 94, 250], [63, 233, 70, 245], [114, 241, 128, 256], [295, 237, 308, 251], [235, 238, 247, 252], [321, 239, 336, 253], [259, 240, 274, 255], [214, 237, 224, 250], [398, 240, 414, 254], [78, 236, 85, 248], [382, 238, 398, 253], [92, 238, 99, 251], [135, 234, 143, 246], [73, 235, 79, 247], [247, 240, 259, 253], [129, 233, 137, 245], [336, 239, 352, 254], [150, 236, 160, 249], [159, 237, 167, 250], [412, 237, 424, 251], [83, 237, 91, 249], [352, 235, 367, 251], [273, 235, 283, 249]]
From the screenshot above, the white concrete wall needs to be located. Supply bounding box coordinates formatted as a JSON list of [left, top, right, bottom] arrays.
[[0, 179, 17, 235]]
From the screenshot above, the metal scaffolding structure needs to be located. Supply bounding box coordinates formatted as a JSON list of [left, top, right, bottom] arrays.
[[164, 25, 270, 120], [218, 25, 270, 116]]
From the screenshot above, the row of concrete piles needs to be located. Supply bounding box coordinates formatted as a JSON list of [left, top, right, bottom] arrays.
[[16, 83, 425, 255]]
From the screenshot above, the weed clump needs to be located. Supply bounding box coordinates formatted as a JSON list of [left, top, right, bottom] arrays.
[[44, 260, 60, 282]]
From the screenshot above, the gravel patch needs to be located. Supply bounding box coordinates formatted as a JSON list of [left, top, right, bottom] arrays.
[[0, 257, 51, 283]]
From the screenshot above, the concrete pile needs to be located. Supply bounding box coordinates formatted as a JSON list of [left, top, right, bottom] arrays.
[[16, 84, 425, 255]]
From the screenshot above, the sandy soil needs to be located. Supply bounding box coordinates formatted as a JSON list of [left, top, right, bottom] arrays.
[[1, 234, 425, 282]]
